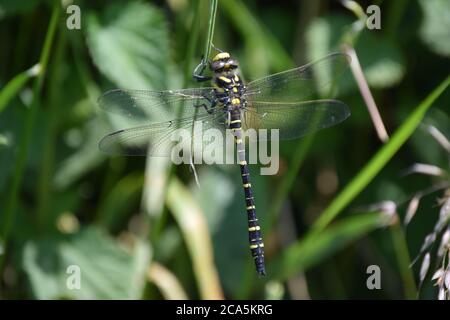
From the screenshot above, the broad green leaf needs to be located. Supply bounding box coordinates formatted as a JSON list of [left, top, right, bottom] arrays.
[[86, 2, 169, 89], [23, 227, 151, 299], [419, 0, 450, 57]]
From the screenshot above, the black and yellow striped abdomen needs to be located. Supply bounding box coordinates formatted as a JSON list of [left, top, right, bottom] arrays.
[[211, 65, 266, 276], [229, 107, 266, 277]]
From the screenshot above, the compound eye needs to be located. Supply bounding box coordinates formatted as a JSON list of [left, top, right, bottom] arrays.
[[212, 61, 225, 71]]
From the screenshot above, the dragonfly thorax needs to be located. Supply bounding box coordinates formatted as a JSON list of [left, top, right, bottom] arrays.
[[212, 71, 246, 111], [210, 53, 246, 110]]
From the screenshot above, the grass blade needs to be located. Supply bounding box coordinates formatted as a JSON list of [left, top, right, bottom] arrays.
[[390, 221, 417, 299], [1, 4, 60, 246], [271, 212, 385, 280], [0, 64, 40, 114], [147, 262, 188, 300], [313, 75, 450, 232]]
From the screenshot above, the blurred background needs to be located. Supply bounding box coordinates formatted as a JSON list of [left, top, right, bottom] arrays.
[[0, 0, 449, 299]]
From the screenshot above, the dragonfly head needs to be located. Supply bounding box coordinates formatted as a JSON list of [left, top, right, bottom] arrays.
[[210, 52, 239, 74]]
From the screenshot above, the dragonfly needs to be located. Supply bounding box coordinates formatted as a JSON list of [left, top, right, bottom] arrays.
[[98, 51, 351, 277]]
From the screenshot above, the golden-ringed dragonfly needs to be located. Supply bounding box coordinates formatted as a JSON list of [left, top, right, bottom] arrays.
[[98, 51, 351, 277]]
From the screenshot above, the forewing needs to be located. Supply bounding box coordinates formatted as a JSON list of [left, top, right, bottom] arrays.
[[245, 53, 350, 103], [98, 88, 216, 122]]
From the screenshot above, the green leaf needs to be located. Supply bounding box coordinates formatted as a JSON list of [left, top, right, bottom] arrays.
[[419, 0, 450, 57], [0, 65, 40, 114], [23, 227, 151, 299], [86, 2, 170, 89], [270, 213, 384, 280]]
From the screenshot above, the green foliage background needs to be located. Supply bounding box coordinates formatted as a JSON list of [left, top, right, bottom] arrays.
[[0, 0, 449, 299]]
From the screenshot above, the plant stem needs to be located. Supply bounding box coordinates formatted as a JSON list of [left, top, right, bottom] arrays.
[[203, 0, 218, 61], [344, 45, 389, 143], [36, 22, 66, 230], [390, 221, 417, 299]]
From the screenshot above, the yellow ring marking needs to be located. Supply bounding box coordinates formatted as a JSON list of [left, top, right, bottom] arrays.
[[247, 205, 256, 210], [212, 52, 230, 61], [240, 160, 247, 165], [249, 244, 258, 249], [243, 183, 251, 188], [219, 76, 231, 83]]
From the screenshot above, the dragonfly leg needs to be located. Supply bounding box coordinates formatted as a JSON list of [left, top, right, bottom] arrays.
[[193, 55, 212, 82]]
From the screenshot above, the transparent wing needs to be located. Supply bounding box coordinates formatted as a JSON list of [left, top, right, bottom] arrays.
[[245, 53, 350, 103], [99, 112, 228, 156], [243, 100, 350, 140], [98, 88, 216, 122]]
